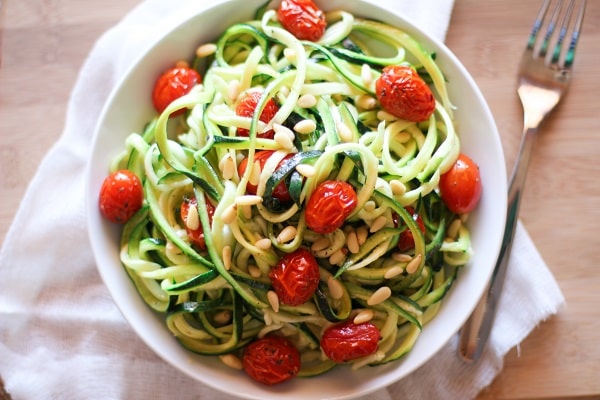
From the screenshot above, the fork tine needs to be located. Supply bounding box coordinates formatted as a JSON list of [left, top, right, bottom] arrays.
[[538, 0, 562, 58], [527, 0, 551, 51], [562, 0, 586, 68]]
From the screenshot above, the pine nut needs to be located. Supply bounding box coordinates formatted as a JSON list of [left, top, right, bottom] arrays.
[[274, 130, 295, 150], [220, 354, 243, 370], [356, 94, 377, 110], [392, 252, 413, 262], [185, 203, 200, 231], [293, 119, 317, 134], [346, 230, 360, 254], [235, 195, 263, 206], [364, 200, 376, 213], [248, 264, 261, 278], [196, 43, 217, 58], [390, 179, 406, 196], [255, 238, 272, 250], [213, 310, 232, 325], [367, 286, 392, 306], [406, 253, 422, 274], [377, 110, 397, 122], [175, 60, 189, 68], [384, 265, 404, 279], [356, 226, 368, 245], [353, 309, 374, 324], [267, 290, 280, 312], [327, 276, 344, 300], [297, 93, 317, 108], [396, 131, 412, 143], [277, 226, 297, 244], [329, 248, 347, 265], [311, 237, 331, 252], [249, 161, 261, 186], [227, 79, 241, 102], [221, 204, 238, 224], [241, 204, 253, 219], [222, 245, 232, 270], [295, 163, 316, 178], [336, 121, 353, 142], [369, 215, 388, 233], [219, 153, 236, 180], [361, 64, 373, 87], [446, 218, 462, 239]]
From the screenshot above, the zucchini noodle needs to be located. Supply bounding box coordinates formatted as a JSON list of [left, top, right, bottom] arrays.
[[111, 6, 474, 377]]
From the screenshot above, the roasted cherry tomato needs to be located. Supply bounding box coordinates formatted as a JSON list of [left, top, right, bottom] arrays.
[[439, 153, 482, 214], [269, 248, 320, 306], [235, 90, 280, 139], [99, 170, 144, 224], [321, 320, 381, 363], [243, 335, 301, 385], [152, 66, 201, 115], [237, 150, 293, 203], [394, 206, 427, 252], [305, 180, 358, 234], [180, 196, 215, 250], [375, 65, 436, 122], [277, 0, 327, 42]]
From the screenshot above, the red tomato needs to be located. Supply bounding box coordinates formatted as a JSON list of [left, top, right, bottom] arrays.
[[277, 0, 327, 42], [305, 180, 358, 234], [375, 65, 436, 122], [439, 153, 482, 214], [269, 248, 320, 306], [99, 170, 144, 224], [180, 196, 215, 250], [395, 206, 427, 251], [235, 90, 280, 139], [242, 335, 301, 385], [152, 66, 201, 115], [321, 320, 381, 363], [237, 151, 293, 203]]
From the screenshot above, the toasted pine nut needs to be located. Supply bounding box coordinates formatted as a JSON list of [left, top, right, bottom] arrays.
[[293, 119, 317, 134], [356, 94, 377, 110], [248, 264, 261, 278], [396, 131, 412, 143], [267, 290, 280, 312], [213, 310, 232, 325], [353, 309, 374, 324], [241, 204, 252, 219], [367, 286, 392, 306], [384, 265, 404, 279], [221, 204, 238, 224], [220, 354, 243, 370], [297, 94, 317, 108], [406, 253, 423, 274], [356, 226, 368, 246], [336, 121, 353, 142], [219, 154, 236, 180], [361, 63, 373, 87], [369, 215, 388, 233], [196, 43, 217, 58], [327, 276, 344, 300], [255, 238, 272, 250], [377, 110, 397, 122], [364, 200, 376, 213], [346, 230, 360, 254], [329, 248, 347, 265], [249, 161, 261, 186], [295, 163, 316, 178], [392, 252, 413, 262], [235, 195, 263, 206], [390, 179, 406, 196], [175, 60, 189, 68], [274, 130, 295, 150], [446, 218, 462, 240], [277, 226, 297, 244], [311, 237, 331, 252], [222, 245, 232, 270], [185, 203, 200, 231]]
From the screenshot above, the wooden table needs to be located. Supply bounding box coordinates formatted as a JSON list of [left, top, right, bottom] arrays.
[[1, 0, 599, 398]]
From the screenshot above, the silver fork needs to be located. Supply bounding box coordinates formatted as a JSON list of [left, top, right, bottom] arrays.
[[458, 0, 586, 363]]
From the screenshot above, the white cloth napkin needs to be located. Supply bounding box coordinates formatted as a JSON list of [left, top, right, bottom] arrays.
[[0, 0, 564, 399]]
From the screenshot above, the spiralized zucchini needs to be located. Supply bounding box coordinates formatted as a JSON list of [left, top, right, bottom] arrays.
[[113, 6, 473, 376]]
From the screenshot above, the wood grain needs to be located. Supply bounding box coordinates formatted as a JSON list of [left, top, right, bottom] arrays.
[[1, 0, 599, 399]]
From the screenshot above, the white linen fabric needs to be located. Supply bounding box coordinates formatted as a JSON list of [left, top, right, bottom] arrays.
[[0, 0, 564, 399]]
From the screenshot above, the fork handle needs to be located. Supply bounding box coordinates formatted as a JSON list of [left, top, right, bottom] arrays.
[[458, 124, 539, 363]]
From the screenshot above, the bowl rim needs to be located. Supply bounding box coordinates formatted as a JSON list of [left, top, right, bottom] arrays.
[[85, 1, 507, 399]]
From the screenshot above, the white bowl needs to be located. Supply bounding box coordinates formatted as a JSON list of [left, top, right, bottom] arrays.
[[86, 1, 507, 399]]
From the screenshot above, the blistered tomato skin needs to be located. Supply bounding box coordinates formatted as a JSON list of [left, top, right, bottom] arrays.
[[321, 320, 381, 363], [152, 66, 201, 115], [180, 196, 215, 250], [277, 0, 327, 42], [269, 248, 320, 306], [237, 151, 293, 203], [305, 180, 358, 234], [439, 153, 482, 214], [235, 91, 280, 139], [99, 170, 144, 224], [375, 65, 436, 122], [242, 335, 301, 385]]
